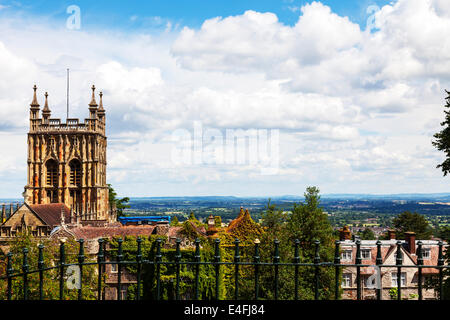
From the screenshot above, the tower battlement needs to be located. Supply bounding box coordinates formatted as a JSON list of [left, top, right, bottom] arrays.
[[31, 117, 106, 135], [24, 85, 111, 222]]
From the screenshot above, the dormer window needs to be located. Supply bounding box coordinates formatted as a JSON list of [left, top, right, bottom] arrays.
[[422, 248, 431, 259], [341, 250, 352, 261], [361, 249, 371, 260]]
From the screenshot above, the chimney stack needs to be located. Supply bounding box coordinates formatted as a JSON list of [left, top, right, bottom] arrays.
[[1, 204, 5, 223], [404, 232, 416, 254], [339, 226, 352, 241], [388, 229, 396, 240]]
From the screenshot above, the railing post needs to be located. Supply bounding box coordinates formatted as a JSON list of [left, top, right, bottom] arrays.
[[438, 241, 444, 300], [22, 248, 29, 300], [417, 241, 423, 301], [254, 239, 261, 300], [396, 240, 403, 301], [273, 239, 280, 300], [175, 238, 181, 300], [214, 238, 221, 300], [59, 239, 66, 300], [355, 239, 361, 300], [97, 238, 104, 300], [194, 239, 201, 300], [293, 240, 300, 300], [314, 240, 320, 300], [376, 240, 382, 300], [117, 238, 123, 301], [38, 244, 44, 300], [136, 237, 143, 301], [77, 239, 84, 300], [6, 252, 12, 300], [155, 238, 162, 300], [234, 238, 240, 300], [334, 240, 340, 300]]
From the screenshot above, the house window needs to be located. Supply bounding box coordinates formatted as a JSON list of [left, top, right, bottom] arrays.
[[111, 264, 118, 273], [422, 248, 431, 259], [391, 272, 406, 287], [342, 274, 352, 287], [361, 249, 371, 260], [341, 250, 352, 261]]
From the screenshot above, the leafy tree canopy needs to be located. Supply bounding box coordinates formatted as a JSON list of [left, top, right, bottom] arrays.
[[392, 211, 433, 240], [432, 90, 450, 176]]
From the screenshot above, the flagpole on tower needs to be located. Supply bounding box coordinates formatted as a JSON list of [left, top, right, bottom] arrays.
[[67, 68, 70, 120]]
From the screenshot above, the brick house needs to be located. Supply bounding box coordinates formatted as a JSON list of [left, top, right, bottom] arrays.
[[339, 228, 445, 300]]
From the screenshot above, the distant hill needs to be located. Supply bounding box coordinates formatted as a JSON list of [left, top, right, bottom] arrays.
[[2, 193, 450, 203]]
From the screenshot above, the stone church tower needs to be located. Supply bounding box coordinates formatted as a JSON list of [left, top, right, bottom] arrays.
[[24, 85, 111, 221]]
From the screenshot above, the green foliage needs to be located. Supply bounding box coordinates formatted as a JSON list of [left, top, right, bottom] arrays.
[[254, 187, 340, 300], [389, 287, 398, 300], [392, 211, 433, 240], [108, 184, 130, 218], [170, 216, 180, 227], [179, 221, 206, 241], [214, 216, 222, 228], [261, 199, 287, 237], [432, 90, 450, 176], [0, 232, 100, 300], [107, 236, 224, 300], [358, 228, 376, 240]]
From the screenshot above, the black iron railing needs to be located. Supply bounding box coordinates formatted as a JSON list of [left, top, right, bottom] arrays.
[[0, 238, 448, 300]]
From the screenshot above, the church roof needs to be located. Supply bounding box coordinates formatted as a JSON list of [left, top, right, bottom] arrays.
[[29, 203, 71, 228]]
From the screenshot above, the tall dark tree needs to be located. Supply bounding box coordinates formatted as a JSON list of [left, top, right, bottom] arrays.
[[432, 90, 450, 176], [257, 187, 338, 300], [392, 211, 433, 240]]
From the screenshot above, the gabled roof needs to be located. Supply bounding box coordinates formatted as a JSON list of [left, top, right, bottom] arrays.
[[29, 203, 71, 228], [1, 202, 48, 227]]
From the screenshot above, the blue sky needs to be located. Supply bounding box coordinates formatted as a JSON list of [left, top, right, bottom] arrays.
[[0, 0, 450, 198], [1, 0, 394, 30]]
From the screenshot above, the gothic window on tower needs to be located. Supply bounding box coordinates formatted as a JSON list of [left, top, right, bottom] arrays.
[[46, 190, 58, 203], [69, 159, 82, 186], [45, 159, 58, 187]]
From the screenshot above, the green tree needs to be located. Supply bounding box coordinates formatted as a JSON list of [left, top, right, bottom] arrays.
[[214, 216, 222, 228], [0, 232, 100, 300], [358, 228, 376, 240], [392, 211, 433, 240], [261, 198, 287, 237], [188, 211, 196, 221], [432, 90, 450, 176], [170, 216, 180, 226], [256, 187, 339, 300], [108, 184, 130, 218]]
